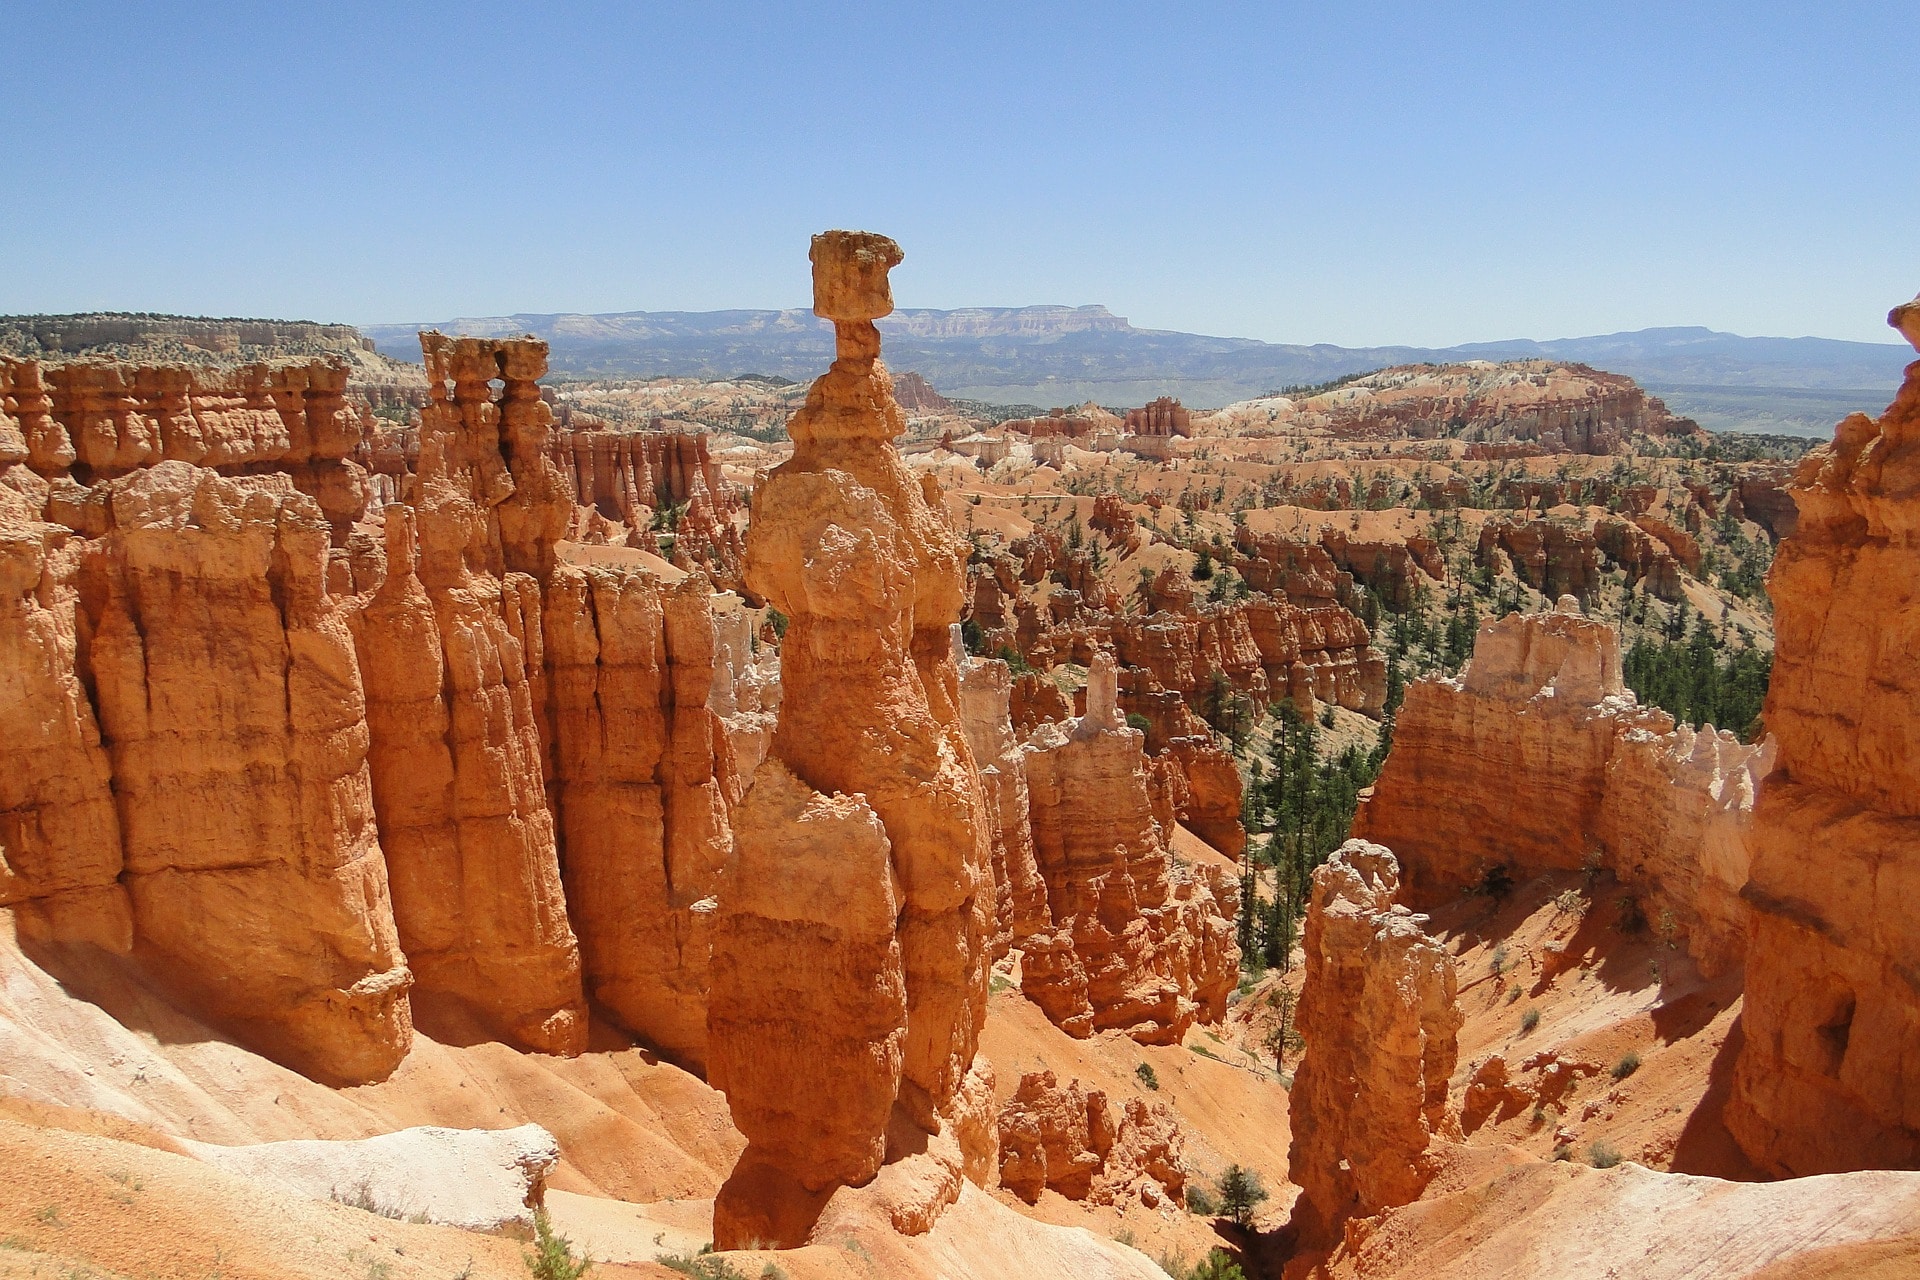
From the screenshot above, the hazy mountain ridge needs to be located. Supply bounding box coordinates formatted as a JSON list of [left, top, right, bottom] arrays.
[[363, 306, 1910, 434]]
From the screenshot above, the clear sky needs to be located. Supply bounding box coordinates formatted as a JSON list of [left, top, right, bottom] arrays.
[[4, 1, 1913, 347]]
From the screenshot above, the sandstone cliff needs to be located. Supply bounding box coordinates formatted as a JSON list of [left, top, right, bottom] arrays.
[[0, 332, 768, 1086], [1288, 840, 1461, 1245], [1728, 309, 1920, 1175], [1355, 599, 1770, 974]]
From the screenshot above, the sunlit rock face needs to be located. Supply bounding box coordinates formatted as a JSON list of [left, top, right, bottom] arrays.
[[1729, 305, 1920, 1176], [706, 231, 996, 1248]]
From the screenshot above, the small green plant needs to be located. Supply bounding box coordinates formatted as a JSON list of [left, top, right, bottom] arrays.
[[759, 1264, 789, 1280], [1658, 908, 1679, 950], [1216, 1163, 1269, 1227], [34, 1205, 61, 1227], [524, 1207, 592, 1280], [1588, 1140, 1624, 1169], [989, 974, 1013, 995], [1530, 1103, 1547, 1129], [1126, 711, 1153, 734], [1489, 944, 1509, 976], [1552, 1142, 1571, 1162], [1136, 1062, 1160, 1091], [1183, 1250, 1247, 1280], [660, 1253, 750, 1280], [1612, 1051, 1642, 1081], [1505, 985, 1523, 1005], [1554, 887, 1586, 915], [1186, 1183, 1220, 1216], [1521, 1007, 1541, 1034], [332, 1181, 411, 1221]]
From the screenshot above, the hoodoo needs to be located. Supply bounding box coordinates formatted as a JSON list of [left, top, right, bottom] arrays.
[[706, 232, 998, 1247], [1728, 298, 1920, 1175]]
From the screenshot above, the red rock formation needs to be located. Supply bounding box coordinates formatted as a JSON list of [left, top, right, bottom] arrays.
[[996, 1070, 1186, 1208], [958, 646, 1051, 961], [1729, 317, 1920, 1175], [1225, 361, 1700, 454], [0, 519, 128, 952], [1319, 527, 1443, 610], [1003, 403, 1123, 440], [544, 566, 733, 1066], [1355, 600, 1770, 974], [1287, 840, 1461, 1244], [1011, 671, 1073, 739], [1161, 738, 1247, 860], [1089, 492, 1138, 550], [1123, 396, 1191, 438], [1018, 654, 1239, 1044], [891, 370, 957, 416], [1594, 515, 1684, 600], [1477, 517, 1602, 601], [547, 415, 739, 537], [0, 335, 772, 1086], [351, 335, 586, 1056], [706, 232, 995, 1247], [88, 462, 414, 1085]]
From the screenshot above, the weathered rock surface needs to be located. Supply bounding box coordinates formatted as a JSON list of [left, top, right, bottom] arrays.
[[706, 231, 994, 1248], [1200, 360, 1700, 453], [0, 332, 766, 1085], [0, 520, 127, 951], [1309, 1159, 1920, 1280], [958, 645, 1052, 960], [1729, 322, 1920, 1176], [183, 1123, 558, 1235], [996, 1069, 1186, 1207], [1288, 840, 1461, 1245], [1019, 654, 1239, 1043], [87, 461, 415, 1085], [1355, 599, 1770, 973]]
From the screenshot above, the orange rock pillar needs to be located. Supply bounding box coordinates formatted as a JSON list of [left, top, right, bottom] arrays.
[[707, 232, 995, 1247]]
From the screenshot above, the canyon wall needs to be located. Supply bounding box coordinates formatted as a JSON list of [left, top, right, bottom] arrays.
[[1729, 314, 1920, 1175], [0, 337, 761, 1084], [1288, 840, 1461, 1245], [1355, 599, 1770, 974]]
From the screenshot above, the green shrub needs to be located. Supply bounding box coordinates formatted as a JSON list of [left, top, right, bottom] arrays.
[[1126, 712, 1153, 734], [1183, 1251, 1247, 1280], [524, 1207, 592, 1279], [1216, 1164, 1269, 1227], [1136, 1062, 1160, 1091], [1588, 1140, 1624, 1169], [1186, 1184, 1219, 1216], [1521, 1007, 1541, 1034], [1611, 1051, 1641, 1081], [658, 1248, 748, 1280]]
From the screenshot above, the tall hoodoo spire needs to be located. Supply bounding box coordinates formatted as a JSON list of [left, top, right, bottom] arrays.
[[705, 232, 996, 1248]]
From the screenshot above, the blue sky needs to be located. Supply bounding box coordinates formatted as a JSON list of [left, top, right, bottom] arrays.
[[4, 1, 1913, 346]]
